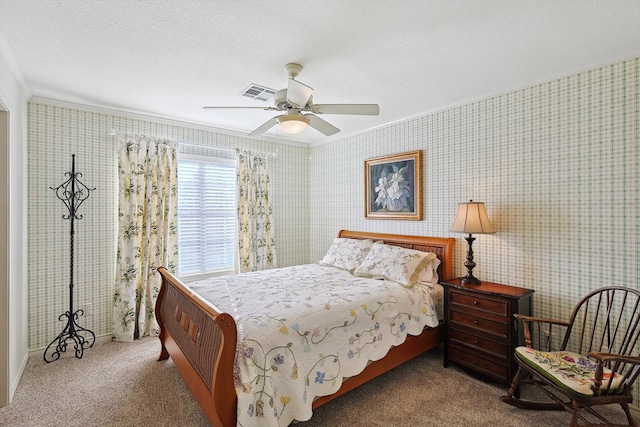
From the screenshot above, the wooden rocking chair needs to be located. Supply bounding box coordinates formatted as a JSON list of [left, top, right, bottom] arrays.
[[501, 286, 640, 427]]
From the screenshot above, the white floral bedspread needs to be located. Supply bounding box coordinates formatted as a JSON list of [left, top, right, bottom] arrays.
[[188, 263, 439, 427]]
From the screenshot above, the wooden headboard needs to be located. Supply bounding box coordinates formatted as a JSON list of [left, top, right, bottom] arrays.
[[338, 230, 456, 281]]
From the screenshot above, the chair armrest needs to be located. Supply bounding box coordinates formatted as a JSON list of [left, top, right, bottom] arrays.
[[514, 314, 570, 350], [513, 314, 571, 327], [588, 352, 640, 365], [588, 351, 640, 396]]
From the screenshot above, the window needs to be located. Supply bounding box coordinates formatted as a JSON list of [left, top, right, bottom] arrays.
[[177, 153, 236, 279]]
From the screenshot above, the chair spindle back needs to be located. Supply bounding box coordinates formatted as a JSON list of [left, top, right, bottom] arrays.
[[562, 287, 640, 378]]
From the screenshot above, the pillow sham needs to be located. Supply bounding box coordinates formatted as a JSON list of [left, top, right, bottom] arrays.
[[318, 238, 375, 272], [417, 257, 441, 287], [353, 241, 437, 288]]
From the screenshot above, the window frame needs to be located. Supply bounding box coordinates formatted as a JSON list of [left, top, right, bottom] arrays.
[[176, 152, 237, 282]]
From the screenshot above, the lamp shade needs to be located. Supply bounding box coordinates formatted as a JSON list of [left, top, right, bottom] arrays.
[[450, 201, 495, 234], [278, 115, 310, 134]]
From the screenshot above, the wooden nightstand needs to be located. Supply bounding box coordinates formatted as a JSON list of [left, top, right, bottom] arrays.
[[441, 278, 534, 385]]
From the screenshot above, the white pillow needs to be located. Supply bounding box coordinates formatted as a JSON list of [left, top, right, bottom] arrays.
[[353, 242, 437, 288], [417, 257, 441, 287], [319, 238, 375, 272]]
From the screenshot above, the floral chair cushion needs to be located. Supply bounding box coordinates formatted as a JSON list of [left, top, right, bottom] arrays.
[[353, 241, 436, 288], [318, 238, 376, 272], [515, 346, 624, 396]]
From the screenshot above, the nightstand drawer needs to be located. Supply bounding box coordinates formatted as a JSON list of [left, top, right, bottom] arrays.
[[448, 328, 508, 359], [450, 310, 508, 338], [449, 345, 509, 382], [450, 290, 509, 318]]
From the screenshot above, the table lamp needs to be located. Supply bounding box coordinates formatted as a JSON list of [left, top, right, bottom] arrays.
[[450, 200, 495, 285]]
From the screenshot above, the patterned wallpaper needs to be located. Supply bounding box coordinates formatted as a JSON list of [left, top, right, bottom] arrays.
[[308, 54, 639, 405], [27, 108, 310, 349], [27, 56, 638, 373], [310, 56, 639, 334]]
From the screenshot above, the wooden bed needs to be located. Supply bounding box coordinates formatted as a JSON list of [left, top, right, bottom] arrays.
[[155, 230, 455, 426]]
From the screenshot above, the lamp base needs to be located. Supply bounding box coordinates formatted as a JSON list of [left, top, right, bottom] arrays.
[[461, 234, 481, 285], [460, 274, 481, 285]]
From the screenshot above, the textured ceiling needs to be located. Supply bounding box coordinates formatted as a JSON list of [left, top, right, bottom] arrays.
[[1, 0, 639, 145]]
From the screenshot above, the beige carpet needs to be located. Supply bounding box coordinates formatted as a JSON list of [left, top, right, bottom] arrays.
[[0, 338, 632, 426]]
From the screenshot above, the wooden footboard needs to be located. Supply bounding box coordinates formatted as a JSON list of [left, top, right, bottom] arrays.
[[156, 267, 237, 427]]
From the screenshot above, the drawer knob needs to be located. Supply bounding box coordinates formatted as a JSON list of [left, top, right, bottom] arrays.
[[474, 340, 479, 345], [473, 320, 479, 324], [473, 300, 479, 305]]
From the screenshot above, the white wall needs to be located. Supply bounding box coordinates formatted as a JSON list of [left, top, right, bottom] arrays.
[[0, 40, 29, 407]]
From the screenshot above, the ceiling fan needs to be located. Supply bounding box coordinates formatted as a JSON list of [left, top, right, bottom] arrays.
[[203, 63, 380, 136]]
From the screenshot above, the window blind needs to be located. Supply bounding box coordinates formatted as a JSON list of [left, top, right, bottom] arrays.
[[177, 154, 236, 276]]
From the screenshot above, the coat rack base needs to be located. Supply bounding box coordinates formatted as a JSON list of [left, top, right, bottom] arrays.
[[43, 309, 95, 363]]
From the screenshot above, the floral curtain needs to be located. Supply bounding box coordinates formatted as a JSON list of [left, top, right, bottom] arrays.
[[236, 149, 277, 272], [113, 134, 178, 342]]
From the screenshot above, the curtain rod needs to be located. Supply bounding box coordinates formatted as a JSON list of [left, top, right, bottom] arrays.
[[179, 142, 277, 158], [109, 129, 277, 158], [178, 142, 235, 153]]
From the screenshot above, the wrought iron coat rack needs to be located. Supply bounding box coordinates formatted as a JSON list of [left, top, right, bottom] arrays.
[[44, 154, 96, 362]]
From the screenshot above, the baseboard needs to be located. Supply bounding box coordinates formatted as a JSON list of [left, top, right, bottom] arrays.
[[28, 333, 113, 358], [7, 349, 29, 406]]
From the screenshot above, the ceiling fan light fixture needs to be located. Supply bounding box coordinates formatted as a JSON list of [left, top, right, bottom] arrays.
[[278, 115, 310, 134]]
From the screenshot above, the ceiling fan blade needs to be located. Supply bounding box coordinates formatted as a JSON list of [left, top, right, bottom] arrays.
[[306, 114, 340, 136], [203, 106, 278, 111], [312, 104, 380, 115], [248, 116, 280, 136], [287, 79, 314, 108]]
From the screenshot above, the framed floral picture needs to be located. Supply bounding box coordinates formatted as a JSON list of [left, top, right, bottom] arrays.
[[364, 150, 422, 220]]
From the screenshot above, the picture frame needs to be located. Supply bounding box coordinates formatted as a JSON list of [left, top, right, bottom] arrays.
[[364, 150, 422, 220]]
